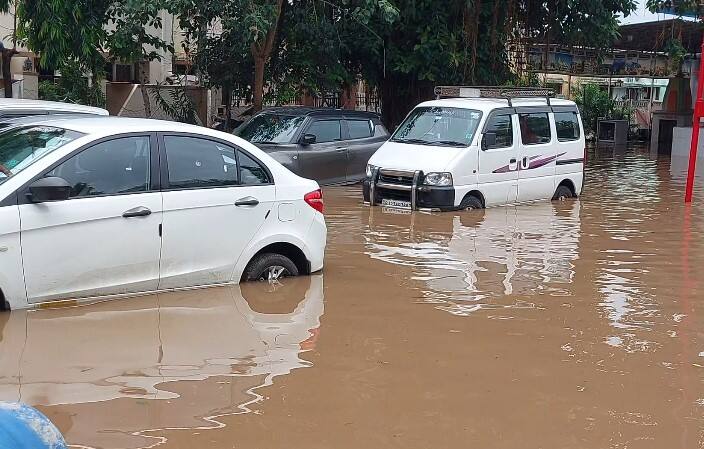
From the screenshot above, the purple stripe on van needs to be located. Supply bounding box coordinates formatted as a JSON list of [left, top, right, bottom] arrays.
[[492, 152, 566, 173]]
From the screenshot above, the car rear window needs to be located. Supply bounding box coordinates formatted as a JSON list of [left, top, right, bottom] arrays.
[[554, 112, 580, 141]]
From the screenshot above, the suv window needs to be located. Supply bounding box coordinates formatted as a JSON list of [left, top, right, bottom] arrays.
[[347, 120, 373, 139], [519, 113, 551, 145], [554, 112, 580, 141], [306, 120, 341, 143], [48, 136, 150, 198], [484, 115, 513, 148], [238, 150, 271, 185], [164, 136, 238, 189]]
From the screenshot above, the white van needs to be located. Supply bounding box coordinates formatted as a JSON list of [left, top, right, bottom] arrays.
[[363, 87, 585, 210]]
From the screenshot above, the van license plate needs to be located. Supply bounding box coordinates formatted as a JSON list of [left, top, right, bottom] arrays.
[[381, 199, 412, 209]]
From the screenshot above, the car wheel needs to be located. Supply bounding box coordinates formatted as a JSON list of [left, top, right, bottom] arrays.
[[460, 195, 483, 210], [243, 253, 299, 282], [552, 185, 574, 201]]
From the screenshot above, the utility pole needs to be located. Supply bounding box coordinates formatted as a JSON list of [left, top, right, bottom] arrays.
[[685, 37, 704, 203]]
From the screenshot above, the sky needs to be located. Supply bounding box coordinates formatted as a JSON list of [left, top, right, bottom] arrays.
[[619, 0, 682, 24]]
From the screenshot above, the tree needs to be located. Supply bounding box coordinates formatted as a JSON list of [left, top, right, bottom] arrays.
[[0, 0, 18, 98], [106, 0, 174, 117], [11, 0, 172, 111]]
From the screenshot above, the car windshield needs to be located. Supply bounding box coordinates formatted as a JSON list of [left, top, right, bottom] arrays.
[[391, 106, 482, 147], [236, 113, 306, 144], [0, 126, 82, 185]]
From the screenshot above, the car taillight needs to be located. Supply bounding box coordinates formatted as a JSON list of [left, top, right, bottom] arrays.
[[304, 189, 324, 213]]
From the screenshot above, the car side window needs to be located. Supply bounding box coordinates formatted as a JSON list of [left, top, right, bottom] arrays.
[[484, 115, 513, 149], [347, 120, 373, 139], [554, 112, 581, 141], [47, 136, 150, 198], [519, 113, 551, 145], [164, 136, 238, 189], [305, 120, 341, 143], [238, 150, 271, 185]]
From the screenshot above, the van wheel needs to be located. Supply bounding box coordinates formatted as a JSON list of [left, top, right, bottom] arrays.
[[243, 253, 299, 282], [460, 195, 483, 210], [552, 185, 574, 201]]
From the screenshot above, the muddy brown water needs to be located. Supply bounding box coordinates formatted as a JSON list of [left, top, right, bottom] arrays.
[[2, 145, 704, 449]]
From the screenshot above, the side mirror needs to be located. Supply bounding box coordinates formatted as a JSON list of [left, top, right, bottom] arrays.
[[301, 133, 317, 145], [481, 132, 497, 150], [27, 177, 71, 203]]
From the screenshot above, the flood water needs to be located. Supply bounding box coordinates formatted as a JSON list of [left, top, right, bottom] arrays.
[[2, 145, 704, 448]]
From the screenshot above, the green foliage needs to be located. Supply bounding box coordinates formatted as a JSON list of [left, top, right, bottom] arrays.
[[664, 38, 686, 73], [37, 61, 105, 107], [573, 83, 633, 138], [106, 0, 174, 66], [151, 87, 199, 124]]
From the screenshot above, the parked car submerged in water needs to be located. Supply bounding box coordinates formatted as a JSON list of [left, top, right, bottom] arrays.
[[235, 107, 389, 185], [0, 116, 326, 310]]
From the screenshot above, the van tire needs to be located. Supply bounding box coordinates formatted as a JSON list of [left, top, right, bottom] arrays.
[[552, 185, 574, 201], [460, 195, 484, 210], [243, 253, 299, 282]]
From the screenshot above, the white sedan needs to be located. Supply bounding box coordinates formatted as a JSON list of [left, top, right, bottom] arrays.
[[0, 117, 327, 310]]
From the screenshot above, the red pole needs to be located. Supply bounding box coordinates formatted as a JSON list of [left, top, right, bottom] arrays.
[[685, 39, 704, 202]]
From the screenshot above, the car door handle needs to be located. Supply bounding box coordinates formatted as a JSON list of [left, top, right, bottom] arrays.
[[122, 206, 152, 218], [510, 158, 517, 164], [335, 147, 348, 152], [235, 196, 259, 207]]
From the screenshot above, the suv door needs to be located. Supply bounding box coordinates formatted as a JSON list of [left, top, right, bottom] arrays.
[[158, 135, 275, 289], [297, 118, 347, 184], [517, 111, 558, 202], [19, 135, 162, 304], [478, 113, 519, 206], [343, 118, 384, 183]]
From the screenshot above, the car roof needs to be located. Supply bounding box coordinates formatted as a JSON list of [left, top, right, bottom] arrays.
[[0, 98, 109, 116], [416, 97, 578, 113], [258, 106, 380, 119], [8, 116, 223, 136]]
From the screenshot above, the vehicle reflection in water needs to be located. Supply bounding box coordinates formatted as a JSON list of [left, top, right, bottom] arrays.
[[364, 201, 581, 317], [0, 275, 324, 449]]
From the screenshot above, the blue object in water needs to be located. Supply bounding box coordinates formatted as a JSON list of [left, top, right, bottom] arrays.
[[0, 402, 67, 449]]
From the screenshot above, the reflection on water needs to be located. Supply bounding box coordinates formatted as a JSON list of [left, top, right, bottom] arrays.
[[364, 202, 581, 316], [0, 276, 323, 449]]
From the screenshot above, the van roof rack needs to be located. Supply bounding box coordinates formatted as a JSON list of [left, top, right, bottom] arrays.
[[434, 86, 556, 107]]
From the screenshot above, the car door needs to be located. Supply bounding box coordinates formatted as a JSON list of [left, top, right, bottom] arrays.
[[517, 110, 558, 202], [158, 134, 275, 290], [477, 112, 520, 206], [19, 135, 162, 304], [344, 118, 382, 183], [297, 118, 347, 184]]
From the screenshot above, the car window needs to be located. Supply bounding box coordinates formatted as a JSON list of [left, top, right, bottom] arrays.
[[391, 107, 482, 147], [238, 150, 271, 185], [164, 136, 238, 189], [236, 114, 305, 144], [347, 120, 373, 139], [0, 126, 82, 186], [554, 112, 580, 141], [484, 115, 513, 148], [306, 120, 341, 143], [519, 113, 551, 145], [48, 136, 150, 198]]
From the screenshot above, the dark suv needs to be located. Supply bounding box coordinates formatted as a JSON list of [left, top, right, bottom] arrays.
[[235, 107, 389, 185]]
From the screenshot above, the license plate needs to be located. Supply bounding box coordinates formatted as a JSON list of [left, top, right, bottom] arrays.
[[381, 199, 412, 209], [381, 207, 412, 215]]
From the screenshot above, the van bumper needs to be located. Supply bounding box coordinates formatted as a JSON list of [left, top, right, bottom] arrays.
[[363, 178, 456, 211]]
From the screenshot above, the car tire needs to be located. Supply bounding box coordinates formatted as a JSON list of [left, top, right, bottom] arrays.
[[552, 185, 574, 201], [243, 253, 299, 282], [460, 195, 483, 210]]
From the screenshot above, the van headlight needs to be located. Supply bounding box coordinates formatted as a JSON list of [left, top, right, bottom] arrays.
[[424, 172, 453, 186], [366, 164, 378, 177]]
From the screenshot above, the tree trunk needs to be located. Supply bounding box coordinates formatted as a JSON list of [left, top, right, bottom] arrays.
[[139, 62, 151, 118], [223, 87, 232, 132], [253, 56, 265, 112]]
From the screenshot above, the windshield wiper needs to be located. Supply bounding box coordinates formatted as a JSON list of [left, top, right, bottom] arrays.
[[391, 138, 432, 145], [433, 140, 467, 147]]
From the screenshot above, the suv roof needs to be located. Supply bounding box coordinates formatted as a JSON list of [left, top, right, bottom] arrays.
[[0, 99, 109, 116], [259, 107, 379, 119]]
